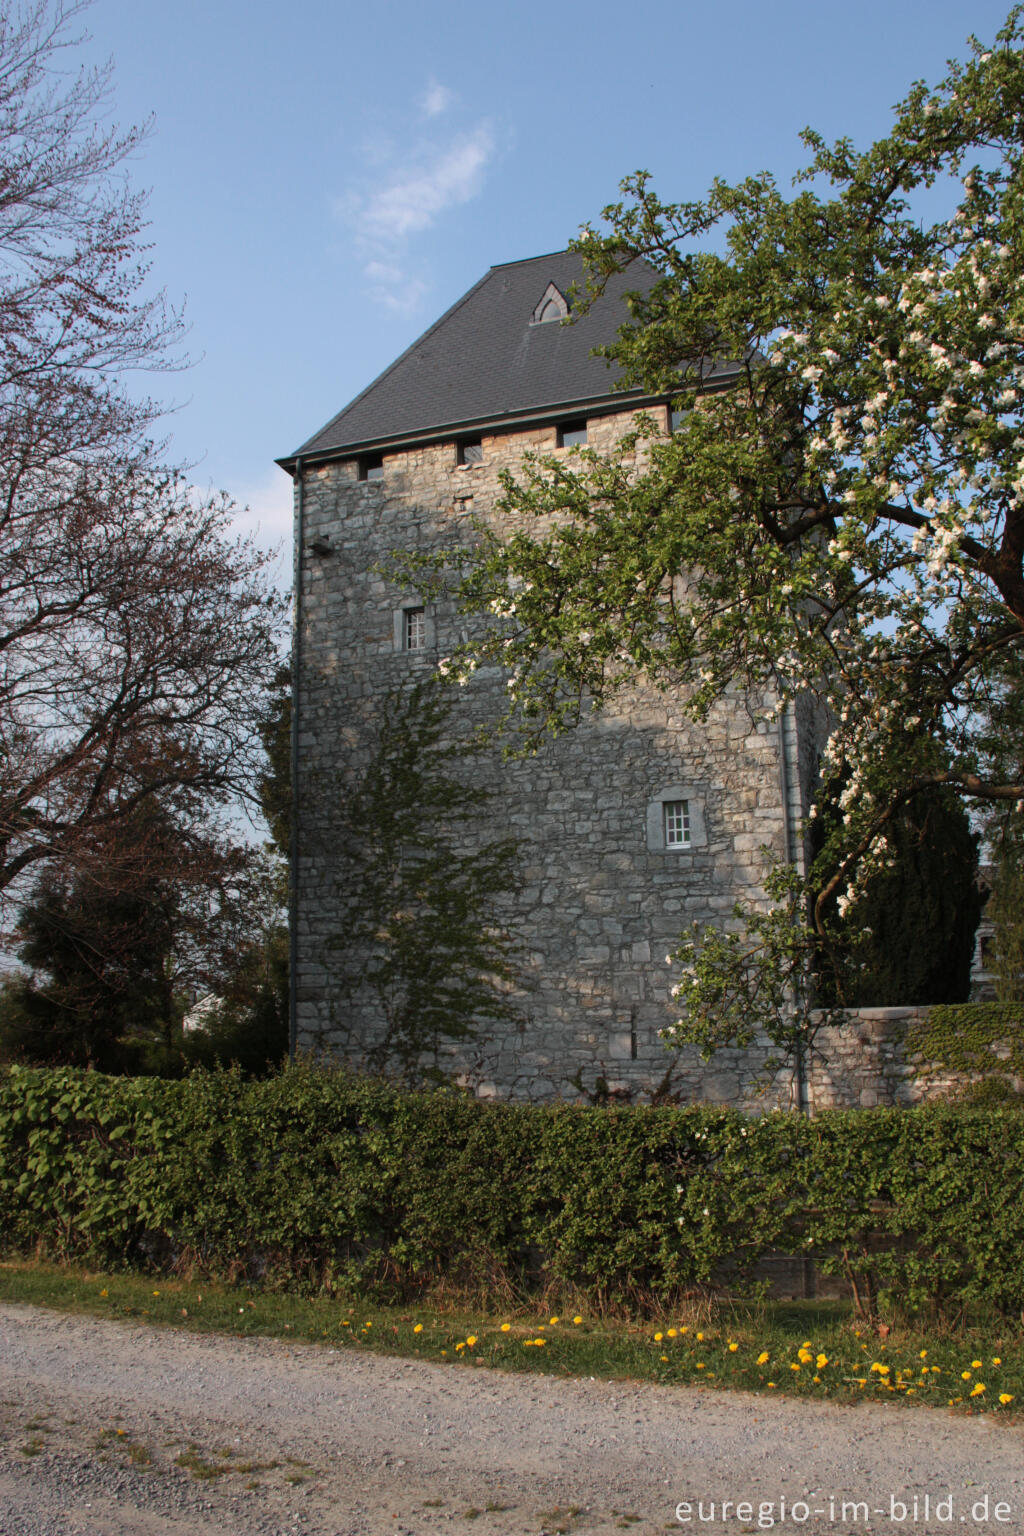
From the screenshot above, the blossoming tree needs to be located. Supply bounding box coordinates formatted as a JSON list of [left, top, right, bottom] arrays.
[[438, 11, 1024, 1056]]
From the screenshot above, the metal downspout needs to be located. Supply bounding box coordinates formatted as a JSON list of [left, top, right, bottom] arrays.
[[777, 700, 809, 1117], [778, 698, 814, 1299], [288, 456, 305, 1063]]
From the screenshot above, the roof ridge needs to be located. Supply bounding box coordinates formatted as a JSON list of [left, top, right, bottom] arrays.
[[487, 248, 573, 271]]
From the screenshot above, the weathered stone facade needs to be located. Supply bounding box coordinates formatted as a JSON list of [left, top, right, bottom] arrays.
[[291, 400, 828, 1102]]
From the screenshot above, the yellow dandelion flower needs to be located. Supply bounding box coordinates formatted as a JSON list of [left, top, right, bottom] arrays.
[[816, 1354, 828, 1369], [534, 1338, 546, 1346], [466, 1335, 477, 1347], [696, 1362, 705, 1370], [152, 1290, 160, 1298], [962, 1370, 973, 1380], [999, 1393, 1014, 1405], [100, 1289, 108, 1298], [654, 1332, 664, 1342], [455, 1342, 465, 1352], [790, 1363, 801, 1372], [523, 1340, 533, 1347], [919, 1349, 928, 1359], [970, 1383, 986, 1397], [680, 1326, 689, 1335], [660, 1354, 669, 1362], [573, 1316, 583, 1325], [992, 1357, 1002, 1366], [757, 1351, 770, 1365], [767, 1381, 776, 1388], [500, 1323, 511, 1332], [696, 1331, 704, 1341], [971, 1360, 982, 1369], [728, 1342, 739, 1353], [549, 1317, 559, 1325], [413, 1323, 423, 1333], [812, 1376, 821, 1384], [667, 1328, 677, 1338]]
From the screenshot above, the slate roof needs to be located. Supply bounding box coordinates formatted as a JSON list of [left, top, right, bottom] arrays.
[[280, 250, 702, 469]]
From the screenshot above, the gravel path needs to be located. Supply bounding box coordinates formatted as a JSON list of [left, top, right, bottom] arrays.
[[1, 1303, 1022, 1536]]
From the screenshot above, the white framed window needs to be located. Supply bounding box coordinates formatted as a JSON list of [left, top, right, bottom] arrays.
[[663, 799, 691, 847], [404, 607, 425, 651], [646, 784, 708, 851], [393, 603, 434, 654]]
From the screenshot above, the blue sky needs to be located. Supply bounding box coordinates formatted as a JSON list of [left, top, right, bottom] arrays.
[[83, 0, 1014, 573]]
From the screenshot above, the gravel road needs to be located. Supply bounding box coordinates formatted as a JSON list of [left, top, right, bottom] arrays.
[[1, 1303, 1022, 1536]]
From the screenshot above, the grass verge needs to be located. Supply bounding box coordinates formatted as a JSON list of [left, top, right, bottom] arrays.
[[0, 1258, 1020, 1418]]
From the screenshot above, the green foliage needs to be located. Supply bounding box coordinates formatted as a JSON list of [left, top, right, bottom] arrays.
[[814, 785, 982, 1006], [182, 926, 289, 1078], [410, 12, 1024, 1061], [986, 813, 1024, 1001], [663, 862, 831, 1069], [0, 849, 180, 1074], [906, 1002, 1024, 1092], [324, 681, 521, 1081], [2, 1064, 1024, 1320]]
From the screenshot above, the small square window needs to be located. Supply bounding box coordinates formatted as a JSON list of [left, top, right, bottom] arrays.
[[670, 407, 691, 432], [457, 439, 483, 466], [557, 419, 587, 448], [663, 799, 691, 848], [359, 454, 384, 481], [403, 607, 426, 652]]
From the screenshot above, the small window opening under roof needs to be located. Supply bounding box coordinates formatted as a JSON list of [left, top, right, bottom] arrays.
[[557, 419, 588, 448], [457, 439, 483, 466], [531, 281, 570, 325], [359, 453, 384, 481]]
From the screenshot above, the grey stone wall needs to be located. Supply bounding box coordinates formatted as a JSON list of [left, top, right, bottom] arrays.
[[807, 1006, 1022, 1109], [294, 406, 827, 1102]]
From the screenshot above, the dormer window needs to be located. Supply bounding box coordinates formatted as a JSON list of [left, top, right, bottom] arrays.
[[531, 282, 570, 325], [359, 453, 384, 481], [557, 419, 587, 448]]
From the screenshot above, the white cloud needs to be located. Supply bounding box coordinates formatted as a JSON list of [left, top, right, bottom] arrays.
[[421, 79, 453, 118], [337, 103, 496, 310], [358, 124, 494, 244], [213, 468, 294, 592]]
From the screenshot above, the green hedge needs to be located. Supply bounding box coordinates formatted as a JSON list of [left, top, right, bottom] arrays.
[[2, 1063, 1023, 1317]]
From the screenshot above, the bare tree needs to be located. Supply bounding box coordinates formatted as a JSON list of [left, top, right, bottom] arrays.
[[0, 2, 285, 909]]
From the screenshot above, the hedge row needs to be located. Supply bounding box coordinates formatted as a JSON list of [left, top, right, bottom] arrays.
[[1, 1064, 1023, 1317]]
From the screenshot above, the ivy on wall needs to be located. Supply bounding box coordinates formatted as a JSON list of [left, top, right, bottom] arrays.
[[905, 1002, 1024, 1085]]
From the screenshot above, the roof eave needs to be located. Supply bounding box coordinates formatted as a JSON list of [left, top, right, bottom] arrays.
[[276, 369, 741, 476]]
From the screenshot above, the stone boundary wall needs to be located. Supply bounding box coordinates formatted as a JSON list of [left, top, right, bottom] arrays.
[[806, 1005, 1021, 1111], [445, 1005, 1018, 1110]]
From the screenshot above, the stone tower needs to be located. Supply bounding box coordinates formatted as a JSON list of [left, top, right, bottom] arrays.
[[279, 251, 822, 1102]]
